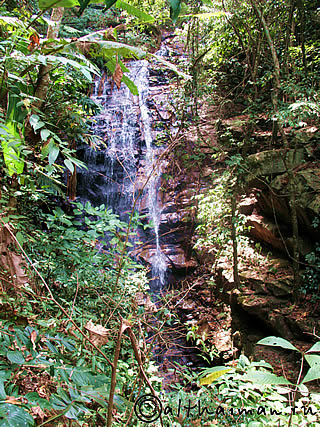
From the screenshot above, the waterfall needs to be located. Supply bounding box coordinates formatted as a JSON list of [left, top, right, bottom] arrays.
[[77, 59, 167, 290]]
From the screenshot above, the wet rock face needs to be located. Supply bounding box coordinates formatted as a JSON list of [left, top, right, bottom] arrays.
[[133, 179, 198, 274], [77, 52, 197, 283]]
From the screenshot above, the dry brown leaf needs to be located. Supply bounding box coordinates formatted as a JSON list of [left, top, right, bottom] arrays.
[[112, 63, 123, 90], [31, 406, 46, 421], [25, 354, 33, 362], [30, 330, 37, 351], [5, 396, 21, 405], [104, 27, 116, 41], [135, 292, 145, 306], [144, 296, 157, 313], [174, 414, 186, 425], [85, 320, 109, 347]]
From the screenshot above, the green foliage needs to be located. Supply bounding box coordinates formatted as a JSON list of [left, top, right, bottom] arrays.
[[257, 336, 299, 352], [0, 121, 24, 176], [0, 199, 158, 425], [27, 201, 146, 308], [169, 0, 181, 22], [301, 244, 320, 301], [186, 323, 219, 362], [194, 169, 247, 257], [164, 339, 320, 426], [115, 0, 155, 23], [257, 336, 320, 385], [0, 321, 116, 425]]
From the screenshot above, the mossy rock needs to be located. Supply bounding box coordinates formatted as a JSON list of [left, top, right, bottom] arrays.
[[247, 148, 305, 178]]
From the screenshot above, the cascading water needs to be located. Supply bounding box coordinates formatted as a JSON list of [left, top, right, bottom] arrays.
[[77, 43, 204, 375], [77, 58, 167, 290]]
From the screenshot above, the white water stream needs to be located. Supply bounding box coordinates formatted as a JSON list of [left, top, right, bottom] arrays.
[[77, 59, 167, 289]]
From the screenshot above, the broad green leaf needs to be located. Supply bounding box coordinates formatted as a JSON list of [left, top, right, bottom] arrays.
[[39, 0, 79, 8], [297, 383, 309, 394], [0, 122, 24, 176], [24, 392, 52, 410], [244, 371, 292, 385], [15, 232, 26, 246], [150, 54, 191, 80], [306, 342, 320, 353], [29, 114, 40, 130], [257, 336, 299, 351], [67, 156, 87, 170], [41, 129, 51, 142], [7, 351, 25, 365], [199, 368, 231, 385], [48, 143, 59, 165], [99, 41, 146, 59], [302, 367, 320, 384], [169, 0, 181, 22], [122, 75, 138, 95], [41, 139, 53, 158], [115, 0, 154, 22], [0, 404, 34, 426], [64, 159, 74, 173], [46, 55, 94, 81], [34, 121, 45, 131], [104, 0, 117, 7], [250, 361, 273, 370], [0, 381, 6, 400], [305, 354, 320, 368]]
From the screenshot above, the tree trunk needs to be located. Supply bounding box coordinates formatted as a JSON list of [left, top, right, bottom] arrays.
[[250, 0, 300, 294], [33, 7, 64, 110], [231, 194, 239, 288]]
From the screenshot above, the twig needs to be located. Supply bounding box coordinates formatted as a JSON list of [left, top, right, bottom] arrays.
[[107, 320, 128, 427], [70, 273, 79, 318]]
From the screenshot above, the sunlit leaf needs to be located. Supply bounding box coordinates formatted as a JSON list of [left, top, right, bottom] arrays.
[[16, 231, 26, 246], [41, 129, 51, 142], [243, 371, 292, 385], [302, 367, 320, 383], [257, 336, 299, 351], [48, 142, 59, 165], [64, 159, 74, 173], [306, 342, 320, 353], [115, 0, 154, 22], [0, 122, 24, 176], [199, 368, 231, 385], [150, 54, 191, 80], [38, 0, 79, 8], [305, 354, 320, 368]]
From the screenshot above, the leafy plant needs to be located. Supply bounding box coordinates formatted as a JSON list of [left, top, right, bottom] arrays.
[[301, 244, 320, 302], [178, 336, 320, 426]]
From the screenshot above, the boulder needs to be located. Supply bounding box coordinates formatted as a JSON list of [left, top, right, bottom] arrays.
[[246, 211, 285, 251], [239, 194, 257, 215], [246, 148, 305, 181], [257, 167, 320, 240]]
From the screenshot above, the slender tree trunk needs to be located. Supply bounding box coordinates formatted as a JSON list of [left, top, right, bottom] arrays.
[[250, 0, 300, 294], [231, 193, 239, 288], [33, 7, 64, 110], [296, 0, 307, 76], [284, 1, 296, 76]]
